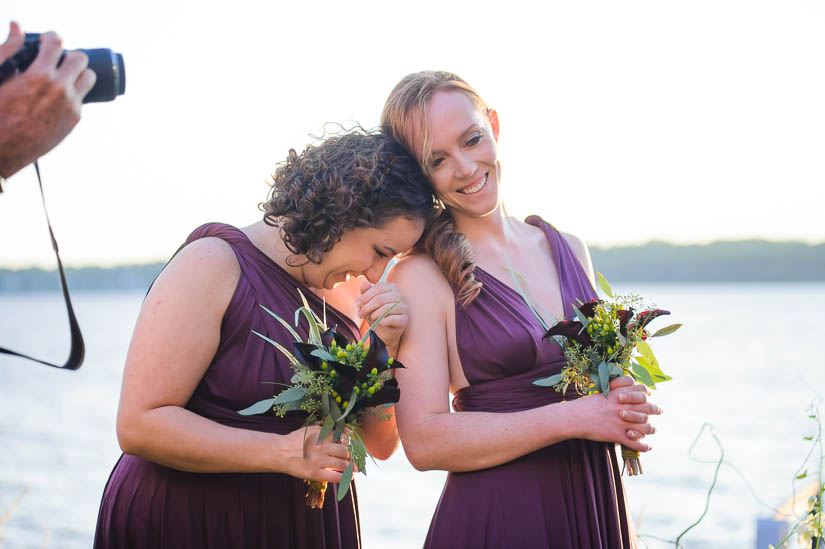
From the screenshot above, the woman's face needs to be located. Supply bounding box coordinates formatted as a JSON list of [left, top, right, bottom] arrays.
[[302, 216, 425, 290], [407, 90, 501, 219]]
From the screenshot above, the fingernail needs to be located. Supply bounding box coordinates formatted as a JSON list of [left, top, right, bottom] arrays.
[[618, 394, 626, 403], [621, 410, 629, 419]]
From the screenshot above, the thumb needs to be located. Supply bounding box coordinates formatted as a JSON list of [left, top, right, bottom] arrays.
[[0, 22, 24, 65]]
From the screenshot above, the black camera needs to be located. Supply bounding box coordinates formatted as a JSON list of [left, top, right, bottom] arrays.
[[0, 33, 125, 103]]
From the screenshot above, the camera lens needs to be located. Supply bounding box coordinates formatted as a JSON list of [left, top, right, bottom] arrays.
[[81, 48, 126, 103]]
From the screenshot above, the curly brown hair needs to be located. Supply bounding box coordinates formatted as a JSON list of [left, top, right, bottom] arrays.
[[261, 130, 436, 266]]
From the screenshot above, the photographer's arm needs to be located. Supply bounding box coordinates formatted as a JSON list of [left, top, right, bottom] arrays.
[[115, 238, 348, 482], [0, 23, 95, 180]]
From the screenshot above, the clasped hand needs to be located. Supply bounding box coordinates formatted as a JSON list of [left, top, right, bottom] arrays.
[[577, 376, 662, 453]]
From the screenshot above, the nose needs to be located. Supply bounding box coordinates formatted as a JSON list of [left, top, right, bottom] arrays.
[[364, 258, 390, 284], [453, 151, 476, 179]]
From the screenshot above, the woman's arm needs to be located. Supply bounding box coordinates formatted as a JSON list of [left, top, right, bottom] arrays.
[[390, 255, 659, 473], [115, 237, 348, 482]]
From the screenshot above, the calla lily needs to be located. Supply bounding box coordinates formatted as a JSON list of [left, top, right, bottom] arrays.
[[543, 319, 592, 347], [618, 308, 634, 338], [629, 309, 670, 334]]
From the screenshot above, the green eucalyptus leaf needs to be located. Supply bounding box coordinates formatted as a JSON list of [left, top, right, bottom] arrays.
[[609, 362, 623, 377], [258, 304, 301, 342], [337, 461, 355, 501], [311, 349, 338, 363], [597, 272, 613, 298], [251, 330, 302, 368], [318, 414, 335, 443], [598, 361, 609, 396], [338, 392, 358, 421], [573, 305, 588, 326], [237, 398, 276, 416], [329, 398, 342, 422], [652, 323, 682, 338], [321, 392, 331, 416], [533, 373, 563, 387], [273, 386, 308, 404], [631, 361, 657, 389]]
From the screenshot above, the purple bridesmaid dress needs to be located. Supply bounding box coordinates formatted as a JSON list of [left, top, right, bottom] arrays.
[[423, 216, 635, 549], [94, 223, 362, 549]]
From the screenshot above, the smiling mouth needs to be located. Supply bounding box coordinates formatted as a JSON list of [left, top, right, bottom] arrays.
[[457, 173, 488, 195]]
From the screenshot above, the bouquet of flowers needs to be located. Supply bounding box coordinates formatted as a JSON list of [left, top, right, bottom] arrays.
[[533, 273, 680, 475], [239, 290, 403, 507]]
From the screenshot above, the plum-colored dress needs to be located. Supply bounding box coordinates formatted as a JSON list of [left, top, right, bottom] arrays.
[[94, 223, 362, 549], [423, 216, 635, 549]]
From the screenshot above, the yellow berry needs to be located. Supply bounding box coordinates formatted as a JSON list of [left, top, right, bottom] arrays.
[[321, 362, 328, 370], [367, 387, 375, 395], [371, 367, 378, 375], [335, 396, 342, 403], [342, 401, 348, 408], [330, 370, 337, 377], [387, 357, 394, 365]]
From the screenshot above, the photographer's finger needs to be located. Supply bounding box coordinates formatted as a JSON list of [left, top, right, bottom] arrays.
[[29, 32, 63, 73], [55, 50, 89, 86], [74, 68, 96, 100], [0, 22, 24, 63]]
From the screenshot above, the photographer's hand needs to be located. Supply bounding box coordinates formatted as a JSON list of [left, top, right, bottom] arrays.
[[0, 22, 96, 180]]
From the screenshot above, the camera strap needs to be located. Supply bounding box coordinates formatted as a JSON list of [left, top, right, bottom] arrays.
[[0, 161, 85, 369]]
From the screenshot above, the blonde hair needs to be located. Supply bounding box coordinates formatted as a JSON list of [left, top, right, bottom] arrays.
[[380, 71, 487, 306]]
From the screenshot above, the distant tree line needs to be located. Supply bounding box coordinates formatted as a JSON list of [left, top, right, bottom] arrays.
[[590, 240, 824, 282], [0, 240, 822, 293]]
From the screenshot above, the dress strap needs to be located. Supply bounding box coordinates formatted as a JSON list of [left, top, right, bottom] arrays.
[[524, 215, 597, 319]]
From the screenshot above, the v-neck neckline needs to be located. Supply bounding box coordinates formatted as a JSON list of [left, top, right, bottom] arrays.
[[472, 216, 571, 323]]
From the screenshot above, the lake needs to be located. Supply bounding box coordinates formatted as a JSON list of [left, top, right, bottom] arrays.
[[1, 283, 823, 548]]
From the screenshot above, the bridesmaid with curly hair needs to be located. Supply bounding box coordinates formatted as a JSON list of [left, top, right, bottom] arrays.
[[94, 131, 435, 549]]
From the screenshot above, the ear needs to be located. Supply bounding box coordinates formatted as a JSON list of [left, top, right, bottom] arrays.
[[487, 109, 500, 142]]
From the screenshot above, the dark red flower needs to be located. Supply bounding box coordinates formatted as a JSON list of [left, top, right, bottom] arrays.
[[577, 299, 601, 319], [628, 309, 670, 334], [543, 319, 592, 347], [618, 308, 634, 338]]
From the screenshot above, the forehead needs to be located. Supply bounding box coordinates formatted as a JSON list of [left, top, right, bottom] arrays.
[[404, 90, 485, 156]]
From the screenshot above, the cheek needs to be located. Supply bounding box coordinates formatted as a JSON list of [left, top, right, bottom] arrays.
[[430, 172, 453, 196]]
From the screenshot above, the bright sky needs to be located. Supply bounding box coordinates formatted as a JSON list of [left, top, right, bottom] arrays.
[[1, 1, 823, 268]]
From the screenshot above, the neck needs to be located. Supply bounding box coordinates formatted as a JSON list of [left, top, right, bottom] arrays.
[[451, 202, 518, 251], [244, 219, 308, 284]]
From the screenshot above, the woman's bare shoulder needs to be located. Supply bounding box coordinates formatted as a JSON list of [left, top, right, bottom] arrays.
[[389, 253, 452, 296], [152, 237, 241, 306]]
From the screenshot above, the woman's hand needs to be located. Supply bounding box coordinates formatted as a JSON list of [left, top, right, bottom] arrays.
[[278, 425, 351, 483], [356, 280, 409, 356], [572, 376, 662, 452]]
